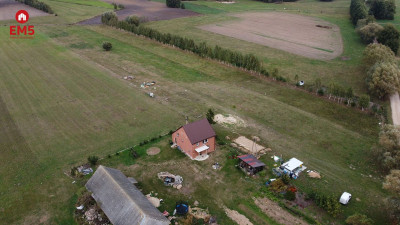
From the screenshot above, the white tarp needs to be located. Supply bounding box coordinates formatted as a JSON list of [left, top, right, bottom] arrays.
[[282, 158, 303, 172], [195, 145, 209, 153]]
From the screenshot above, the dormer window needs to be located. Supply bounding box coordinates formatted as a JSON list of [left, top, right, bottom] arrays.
[[203, 139, 208, 144]]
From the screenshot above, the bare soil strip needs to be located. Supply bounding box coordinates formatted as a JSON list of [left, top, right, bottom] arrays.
[[254, 198, 308, 225], [200, 12, 343, 60], [78, 0, 199, 25], [0, 0, 48, 21], [390, 92, 400, 125]]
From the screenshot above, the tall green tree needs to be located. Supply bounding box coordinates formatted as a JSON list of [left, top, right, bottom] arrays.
[[359, 94, 370, 110], [377, 24, 400, 54], [366, 61, 400, 98], [206, 109, 216, 124], [350, 0, 368, 25], [363, 43, 396, 68]]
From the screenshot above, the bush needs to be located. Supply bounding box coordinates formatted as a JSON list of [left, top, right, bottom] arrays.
[[118, 4, 124, 9], [358, 94, 370, 110], [206, 108, 216, 124], [363, 43, 395, 67], [181, 3, 185, 9], [284, 190, 296, 201], [268, 179, 286, 193], [369, 0, 396, 20], [377, 24, 400, 54], [87, 155, 99, 166], [125, 15, 140, 26], [366, 61, 400, 98], [308, 192, 342, 217], [281, 174, 290, 184], [350, 0, 367, 25], [102, 41, 112, 51], [317, 88, 325, 96], [101, 11, 118, 25], [357, 23, 384, 44], [130, 148, 139, 159], [345, 213, 374, 225], [166, 0, 181, 8]]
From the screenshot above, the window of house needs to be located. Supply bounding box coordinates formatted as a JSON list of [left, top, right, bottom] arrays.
[[203, 139, 208, 144], [196, 143, 199, 146], [177, 133, 179, 137]]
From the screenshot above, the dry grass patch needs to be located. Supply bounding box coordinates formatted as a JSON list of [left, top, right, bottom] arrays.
[[200, 12, 343, 60]]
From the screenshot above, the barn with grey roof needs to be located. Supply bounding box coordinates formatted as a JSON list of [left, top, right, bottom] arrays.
[[85, 165, 170, 225]]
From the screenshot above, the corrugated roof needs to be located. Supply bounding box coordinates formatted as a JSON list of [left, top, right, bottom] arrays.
[[85, 166, 170, 225], [238, 154, 266, 168], [182, 118, 216, 145]]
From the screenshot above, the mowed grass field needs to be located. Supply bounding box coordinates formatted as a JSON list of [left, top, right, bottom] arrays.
[[146, 0, 396, 95], [0, 26, 182, 224], [0, 0, 392, 224]]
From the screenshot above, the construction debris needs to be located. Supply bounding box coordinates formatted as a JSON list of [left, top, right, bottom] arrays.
[[141, 81, 156, 88], [212, 162, 221, 170], [123, 76, 134, 80], [190, 207, 211, 221], [157, 172, 183, 188], [77, 165, 93, 175]]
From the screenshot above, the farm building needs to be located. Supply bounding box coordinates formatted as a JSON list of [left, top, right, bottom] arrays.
[[172, 118, 216, 160], [237, 154, 266, 175], [85, 165, 170, 225]]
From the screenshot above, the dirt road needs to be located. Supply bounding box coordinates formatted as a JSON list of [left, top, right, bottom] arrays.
[[0, 0, 48, 21], [390, 92, 400, 125], [78, 0, 199, 25]]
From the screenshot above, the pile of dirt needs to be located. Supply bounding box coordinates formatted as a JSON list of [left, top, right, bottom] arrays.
[[308, 171, 321, 179], [254, 198, 308, 225], [224, 207, 253, 225], [147, 147, 161, 155], [214, 114, 246, 127]]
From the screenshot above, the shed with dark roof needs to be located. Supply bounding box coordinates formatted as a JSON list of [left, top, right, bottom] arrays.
[[172, 118, 216, 160], [238, 154, 266, 175], [85, 165, 170, 225]]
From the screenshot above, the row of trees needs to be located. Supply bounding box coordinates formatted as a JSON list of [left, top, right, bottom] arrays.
[[101, 12, 266, 73], [350, 0, 396, 25], [363, 43, 400, 99], [369, 0, 396, 20], [373, 126, 400, 223], [16, 0, 53, 14]]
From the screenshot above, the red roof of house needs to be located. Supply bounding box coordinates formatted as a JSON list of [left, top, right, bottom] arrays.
[[237, 154, 266, 168], [182, 118, 216, 145]]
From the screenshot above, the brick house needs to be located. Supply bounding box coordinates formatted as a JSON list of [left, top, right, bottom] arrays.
[[172, 118, 216, 159]]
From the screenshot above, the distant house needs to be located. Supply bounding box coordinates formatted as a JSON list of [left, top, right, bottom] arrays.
[[172, 118, 216, 159], [85, 165, 170, 225], [238, 154, 266, 175]]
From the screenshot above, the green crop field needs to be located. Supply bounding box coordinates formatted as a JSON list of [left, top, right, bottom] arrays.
[[0, 0, 395, 224]]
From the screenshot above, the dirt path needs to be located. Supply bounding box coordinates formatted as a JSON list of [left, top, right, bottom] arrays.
[[224, 207, 254, 225], [255, 198, 308, 225], [390, 92, 400, 125], [78, 0, 199, 25], [0, 0, 48, 21]]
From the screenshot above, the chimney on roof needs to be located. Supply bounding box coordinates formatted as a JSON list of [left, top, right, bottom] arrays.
[[185, 116, 189, 124]]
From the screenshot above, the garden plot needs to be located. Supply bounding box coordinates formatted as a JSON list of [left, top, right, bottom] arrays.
[[200, 12, 343, 60], [0, 0, 48, 21]]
